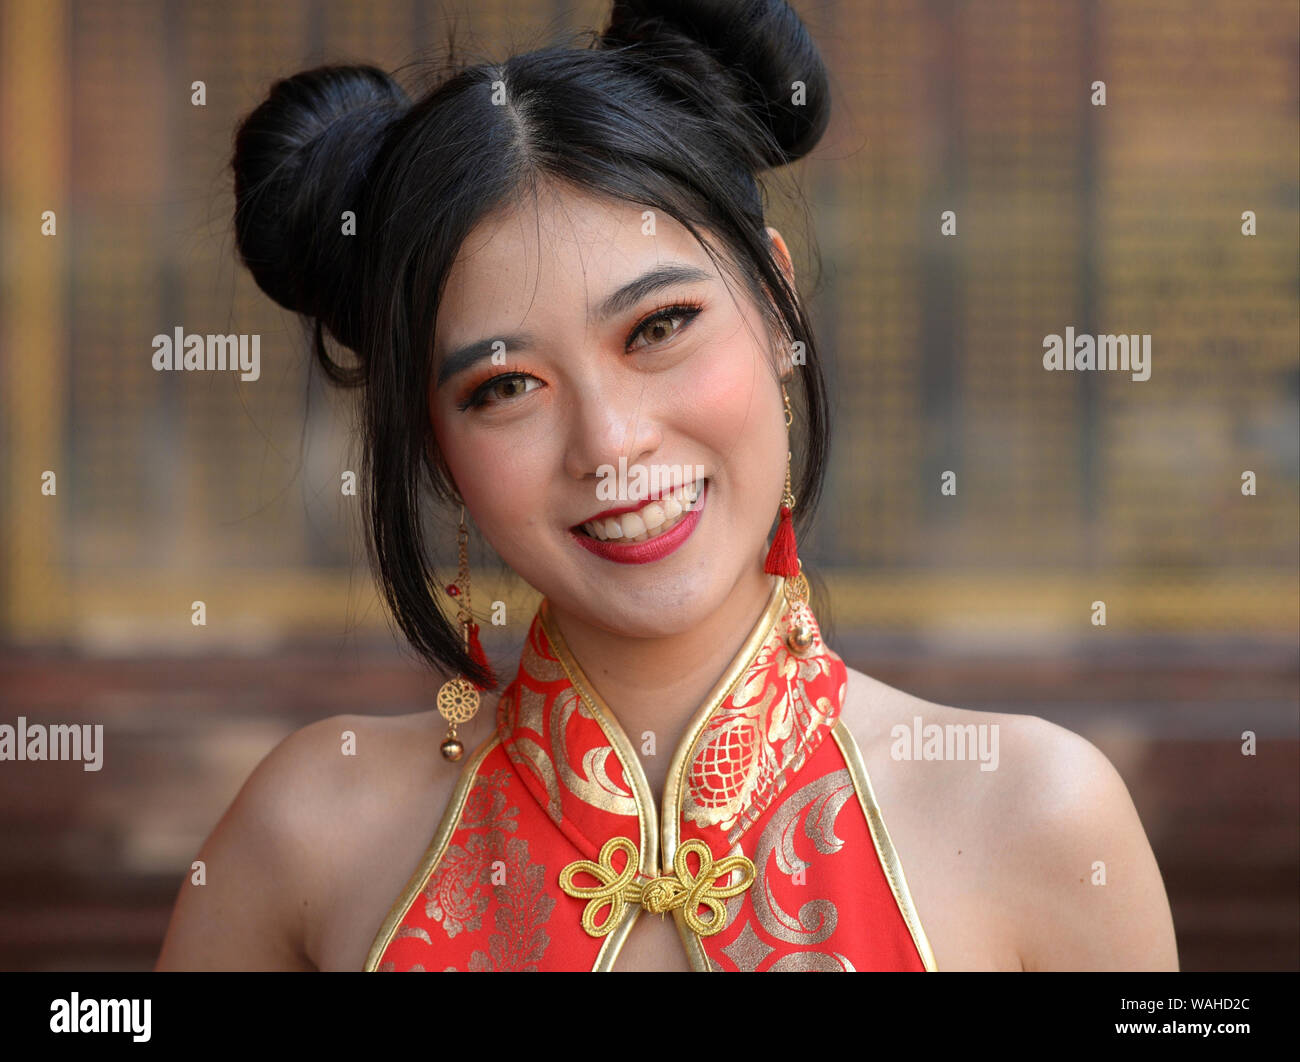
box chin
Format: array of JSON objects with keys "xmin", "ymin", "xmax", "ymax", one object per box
[{"xmin": 556, "ymin": 564, "xmax": 732, "ymax": 637}]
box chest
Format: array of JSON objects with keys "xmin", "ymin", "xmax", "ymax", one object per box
[
  {"xmin": 608, "ymin": 911, "xmax": 693, "ymax": 972},
  {"xmin": 366, "ymin": 732, "xmax": 935, "ymax": 971},
  {"xmin": 317, "ymin": 717, "xmax": 1018, "ymax": 972}
]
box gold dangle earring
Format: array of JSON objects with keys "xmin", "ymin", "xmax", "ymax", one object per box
[
  {"xmin": 763, "ymin": 382, "xmax": 813, "ymax": 649},
  {"xmin": 437, "ymin": 503, "xmax": 496, "ymax": 761}
]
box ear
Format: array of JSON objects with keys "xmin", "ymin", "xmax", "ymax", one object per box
[
  {"xmin": 765, "ymin": 226, "xmax": 797, "ymax": 380},
  {"xmin": 765, "ymin": 226, "xmax": 796, "ymax": 293}
]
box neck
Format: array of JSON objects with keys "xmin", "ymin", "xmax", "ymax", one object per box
[{"xmin": 545, "ymin": 562, "xmax": 777, "ymax": 804}]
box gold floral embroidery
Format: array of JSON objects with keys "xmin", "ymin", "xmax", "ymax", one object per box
[
  {"xmin": 719, "ymin": 921, "xmax": 775, "ymax": 971},
  {"xmin": 423, "ymin": 835, "xmax": 492, "ymax": 937},
  {"xmin": 394, "ymin": 925, "xmax": 432, "ymax": 946},
  {"xmin": 423, "ymin": 769, "xmax": 517, "ymax": 939},
  {"xmin": 464, "ymin": 836, "xmax": 556, "ymax": 971},
  {"xmin": 745, "ymin": 768, "xmax": 857, "ymax": 946},
  {"xmin": 551, "ymin": 687, "xmax": 637, "ymax": 816},
  {"xmin": 504, "ymin": 732, "xmax": 565, "ymax": 825},
  {"xmin": 507, "ymin": 635, "xmax": 637, "ymax": 821},
  {"xmin": 460, "ymin": 768, "xmax": 519, "ymax": 831},
  {"xmin": 684, "ymin": 603, "xmax": 837, "ymax": 836},
  {"xmin": 767, "ymin": 951, "xmax": 856, "ymax": 971}
]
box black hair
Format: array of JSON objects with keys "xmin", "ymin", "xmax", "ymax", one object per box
[{"xmin": 231, "ymin": 0, "xmax": 833, "ymax": 690}]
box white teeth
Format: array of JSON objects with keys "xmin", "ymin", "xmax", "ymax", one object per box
[
  {"xmin": 640, "ymin": 503, "xmax": 666, "ymax": 530},
  {"xmin": 579, "ymin": 479, "xmax": 704, "ymax": 543}
]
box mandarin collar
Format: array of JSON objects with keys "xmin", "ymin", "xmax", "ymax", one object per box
[{"xmin": 495, "ymin": 575, "xmax": 847, "ymax": 882}]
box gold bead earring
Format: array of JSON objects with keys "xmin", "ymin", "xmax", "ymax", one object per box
[{"xmin": 436, "ymin": 503, "xmax": 495, "ymax": 761}]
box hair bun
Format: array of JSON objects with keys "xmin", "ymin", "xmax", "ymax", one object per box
[
  {"xmin": 232, "ymin": 65, "xmax": 409, "ymax": 358},
  {"xmin": 599, "ymin": 0, "xmax": 830, "ymax": 168}
]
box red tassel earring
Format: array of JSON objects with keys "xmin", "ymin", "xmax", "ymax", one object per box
[
  {"xmin": 437, "ymin": 503, "xmax": 496, "ymax": 761},
  {"xmin": 466, "ymin": 621, "xmax": 493, "ymax": 687},
  {"xmin": 763, "ymin": 451, "xmax": 800, "ymax": 579},
  {"xmin": 764, "ymin": 382, "xmax": 811, "ymax": 615}
]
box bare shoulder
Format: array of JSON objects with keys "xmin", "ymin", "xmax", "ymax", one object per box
[
  {"xmin": 156, "ymin": 702, "xmax": 498, "ymax": 971},
  {"xmin": 838, "ymin": 666, "xmax": 1178, "ymax": 971}
]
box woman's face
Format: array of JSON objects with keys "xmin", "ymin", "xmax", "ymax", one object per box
[{"xmin": 429, "ymin": 180, "xmax": 793, "ymax": 639}]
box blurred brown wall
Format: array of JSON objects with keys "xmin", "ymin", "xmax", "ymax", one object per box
[{"xmin": 0, "ymin": 0, "xmax": 1296, "ymax": 970}]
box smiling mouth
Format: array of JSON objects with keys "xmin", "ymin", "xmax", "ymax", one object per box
[{"xmin": 572, "ymin": 479, "xmax": 705, "ymax": 545}]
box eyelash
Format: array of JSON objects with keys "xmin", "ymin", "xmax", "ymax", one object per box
[{"xmin": 455, "ymin": 299, "xmax": 705, "ymax": 411}]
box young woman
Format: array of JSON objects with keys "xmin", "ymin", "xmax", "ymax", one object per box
[{"xmin": 156, "ymin": 0, "xmax": 1178, "ymax": 972}]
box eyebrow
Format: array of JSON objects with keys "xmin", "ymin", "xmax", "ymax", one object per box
[{"xmin": 434, "ymin": 262, "xmax": 713, "ymax": 388}]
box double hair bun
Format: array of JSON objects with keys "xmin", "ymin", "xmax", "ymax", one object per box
[{"xmin": 231, "ymin": 0, "xmax": 829, "ymax": 364}]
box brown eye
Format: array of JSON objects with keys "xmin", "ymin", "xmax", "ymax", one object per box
[
  {"xmin": 459, "ymin": 372, "xmax": 542, "ymax": 411},
  {"xmin": 628, "ymin": 303, "xmax": 703, "ymax": 352},
  {"xmin": 486, "ymin": 375, "xmax": 540, "ymax": 403},
  {"xmin": 643, "ymin": 317, "xmax": 676, "ymax": 344}
]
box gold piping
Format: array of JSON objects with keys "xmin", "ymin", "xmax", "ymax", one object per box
[
  {"xmin": 371, "ymin": 580, "xmax": 933, "ymax": 973},
  {"xmin": 830, "ymin": 721, "xmax": 939, "ymax": 972},
  {"xmin": 664, "ymin": 574, "xmax": 787, "ymax": 971},
  {"xmin": 362, "ymin": 733, "xmax": 500, "ymax": 971},
  {"xmin": 538, "ymin": 598, "xmax": 659, "ymax": 971}
]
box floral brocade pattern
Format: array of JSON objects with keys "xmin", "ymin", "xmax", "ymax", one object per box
[
  {"xmin": 421, "ymin": 768, "xmax": 517, "ymax": 940},
  {"xmin": 370, "ymin": 578, "xmax": 931, "ymax": 972},
  {"xmin": 378, "ymin": 766, "xmax": 558, "ymax": 971},
  {"xmin": 465, "ymin": 836, "xmax": 556, "ymax": 972},
  {"xmin": 684, "ymin": 598, "xmax": 842, "ymax": 839}
]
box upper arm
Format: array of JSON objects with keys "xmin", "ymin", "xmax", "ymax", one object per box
[
  {"xmin": 996, "ymin": 716, "xmax": 1178, "ymax": 971},
  {"xmin": 154, "ymin": 716, "xmax": 355, "ymax": 971}
]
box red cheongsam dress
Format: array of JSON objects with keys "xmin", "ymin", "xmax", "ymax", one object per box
[{"xmin": 366, "ymin": 575, "xmax": 937, "ymax": 972}]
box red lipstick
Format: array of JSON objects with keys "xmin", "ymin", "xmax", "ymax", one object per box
[{"xmin": 569, "ymin": 481, "xmax": 707, "ymax": 565}]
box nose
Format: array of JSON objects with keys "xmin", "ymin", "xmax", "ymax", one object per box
[{"xmin": 562, "ymin": 375, "xmax": 664, "ymax": 486}]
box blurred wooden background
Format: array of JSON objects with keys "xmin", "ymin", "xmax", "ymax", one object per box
[{"xmin": 0, "ymin": 0, "xmax": 1296, "ymax": 970}]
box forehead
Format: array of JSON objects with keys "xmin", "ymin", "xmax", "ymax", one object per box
[{"xmin": 434, "ymin": 180, "xmax": 720, "ymax": 333}]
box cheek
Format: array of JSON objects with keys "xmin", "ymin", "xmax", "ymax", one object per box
[
  {"xmin": 676, "ymin": 334, "xmax": 782, "ymax": 469},
  {"xmin": 433, "ymin": 416, "xmax": 549, "ymax": 539},
  {"xmin": 434, "ymin": 413, "xmax": 525, "ymax": 514}
]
